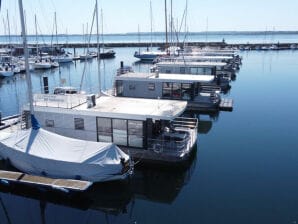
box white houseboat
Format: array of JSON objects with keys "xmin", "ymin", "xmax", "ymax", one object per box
[
  {"xmin": 114, "ymin": 71, "xmax": 222, "ymax": 112},
  {"xmin": 151, "ymin": 61, "xmax": 232, "ymax": 91},
  {"xmin": 23, "ymin": 94, "xmax": 198, "ymax": 166}
]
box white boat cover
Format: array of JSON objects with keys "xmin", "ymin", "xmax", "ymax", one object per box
[{"xmin": 0, "ymin": 128, "xmax": 129, "ymax": 182}]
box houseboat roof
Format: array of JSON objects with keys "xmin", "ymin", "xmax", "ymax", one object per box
[
  {"xmin": 156, "ymin": 61, "xmax": 227, "ymax": 67},
  {"xmin": 163, "ymin": 55, "xmax": 234, "ymax": 61},
  {"xmin": 115, "ymin": 72, "xmax": 215, "ymax": 83},
  {"xmin": 32, "ymin": 94, "xmax": 187, "ymax": 121}
]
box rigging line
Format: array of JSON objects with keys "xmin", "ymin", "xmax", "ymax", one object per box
[
  {"xmin": 37, "ymin": 0, "xmax": 52, "ymax": 34},
  {"xmin": 37, "ymin": 22, "xmax": 46, "ymax": 45},
  {"xmin": 79, "ymin": 4, "xmax": 96, "ymax": 92}
]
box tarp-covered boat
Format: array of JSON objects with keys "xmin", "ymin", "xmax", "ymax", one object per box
[{"xmin": 0, "ymin": 127, "xmax": 131, "ymax": 182}]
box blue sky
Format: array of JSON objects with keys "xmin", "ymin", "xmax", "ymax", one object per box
[{"xmin": 1, "ymin": 0, "xmax": 298, "ymax": 35}]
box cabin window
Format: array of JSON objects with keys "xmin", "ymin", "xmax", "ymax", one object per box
[
  {"xmin": 180, "ymin": 67, "xmax": 185, "ymax": 74},
  {"xmin": 190, "ymin": 67, "xmax": 198, "ymax": 74},
  {"xmin": 172, "ymin": 83, "xmax": 181, "ymax": 99},
  {"xmin": 97, "ymin": 117, "xmax": 112, "ymax": 142},
  {"xmin": 45, "ymin": 119, "xmax": 54, "ymax": 127},
  {"xmin": 148, "ymin": 83, "xmax": 155, "ymax": 91},
  {"xmin": 74, "ymin": 118, "xmax": 84, "ymax": 130},
  {"xmin": 162, "ymin": 82, "xmax": 172, "ymax": 98},
  {"xmin": 116, "ymin": 80, "xmax": 123, "ymax": 96},
  {"xmin": 128, "ymin": 120, "xmax": 143, "ymax": 147},
  {"xmin": 112, "ymin": 119, "xmax": 128, "ymax": 146},
  {"xmin": 97, "ymin": 117, "xmax": 143, "ymax": 148},
  {"xmin": 182, "ymin": 83, "xmax": 192, "ymax": 100},
  {"xmin": 165, "ymin": 69, "xmax": 171, "ymax": 74}
]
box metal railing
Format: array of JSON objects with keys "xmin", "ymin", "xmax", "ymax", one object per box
[
  {"xmin": 147, "ymin": 117, "xmax": 198, "ymax": 155},
  {"xmin": 33, "ymin": 93, "xmax": 88, "ymax": 109}
]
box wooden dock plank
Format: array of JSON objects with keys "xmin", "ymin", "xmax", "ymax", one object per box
[
  {"xmin": 0, "ymin": 170, "xmax": 92, "ymax": 192},
  {"xmin": 219, "ymin": 98, "xmax": 233, "ymax": 111},
  {"xmin": 0, "ymin": 170, "xmax": 23, "ymax": 181}
]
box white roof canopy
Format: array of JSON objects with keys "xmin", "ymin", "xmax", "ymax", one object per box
[
  {"xmin": 32, "ymin": 95, "xmax": 187, "ymax": 121},
  {"xmin": 115, "ymin": 72, "xmax": 214, "ymax": 83}
]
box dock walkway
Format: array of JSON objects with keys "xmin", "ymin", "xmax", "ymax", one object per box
[
  {"xmin": 0, "ymin": 170, "xmax": 92, "ymax": 192},
  {"xmin": 219, "ymin": 98, "xmax": 233, "ymax": 111}
]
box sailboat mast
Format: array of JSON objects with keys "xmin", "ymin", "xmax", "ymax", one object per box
[
  {"xmin": 95, "ymin": 0, "xmax": 101, "ymax": 94},
  {"xmin": 55, "ymin": 12, "xmax": 58, "ymax": 46},
  {"xmin": 150, "ymin": 0, "xmax": 152, "ymax": 50},
  {"xmin": 18, "ymin": 0, "xmax": 34, "ymax": 114},
  {"xmin": 100, "ymin": 8, "xmax": 104, "ymax": 53},
  {"xmin": 35, "ymin": 14, "xmax": 38, "ymax": 57},
  {"xmin": 170, "ymin": 0, "xmax": 173, "ymax": 47},
  {"xmin": 6, "ymin": 10, "xmax": 11, "ymax": 52},
  {"xmin": 164, "ymin": 0, "xmax": 168, "ymax": 50}
]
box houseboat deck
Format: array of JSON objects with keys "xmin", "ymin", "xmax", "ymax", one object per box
[
  {"xmin": 156, "ymin": 61, "xmax": 227, "ymax": 67},
  {"xmin": 32, "ymin": 95, "xmax": 187, "ymax": 120},
  {"xmin": 116, "ymin": 72, "xmax": 215, "ymax": 83}
]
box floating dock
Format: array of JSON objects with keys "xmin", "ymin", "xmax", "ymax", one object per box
[
  {"xmin": 0, "ymin": 170, "xmax": 92, "ymax": 192},
  {"xmin": 219, "ymin": 98, "xmax": 233, "ymax": 111}
]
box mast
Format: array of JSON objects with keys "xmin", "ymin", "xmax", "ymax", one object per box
[
  {"xmin": 6, "ymin": 10, "xmax": 11, "ymax": 53},
  {"xmin": 35, "ymin": 14, "xmax": 38, "ymax": 57},
  {"xmin": 164, "ymin": 0, "xmax": 168, "ymax": 50},
  {"xmin": 150, "ymin": 0, "xmax": 153, "ymax": 50},
  {"xmin": 95, "ymin": 0, "xmax": 101, "ymax": 94},
  {"xmin": 100, "ymin": 8, "xmax": 104, "ymax": 54},
  {"xmin": 18, "ymin": 0, "xmax": 34, "ymax": 115},
  {"xmin": 55, "ymin": 12, "xmax": 58, "ymax": 47},
  {"xmin": 170, "ymin": 0, "xmax": 173, "ymax": 47},
  {"xmin": 138, "ymin": 24, "xmax": 140, "ymax": 54}
]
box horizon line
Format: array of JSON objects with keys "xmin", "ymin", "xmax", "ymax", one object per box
[{"xmin": 1, "ymin": 30, "xmax": 298, "ymax": 37}]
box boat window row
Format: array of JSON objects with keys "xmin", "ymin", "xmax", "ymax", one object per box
[
  {"xmin": 97, "ymin": 117, "xmax": 144, "ymax": 148},
  {"xmin": 162, "ymin": 82, "xmax": 193, "ymax": 100}
]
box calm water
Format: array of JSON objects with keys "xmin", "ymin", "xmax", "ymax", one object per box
[
  {"xmin": 0, "ymin": 48, "xmax": 298, "ymax": 223},
  {"xmin": 1, "ymin": 32, "xmax": 298, "ymax": 45}
]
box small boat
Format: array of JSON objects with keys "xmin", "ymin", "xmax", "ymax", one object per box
[
  {"xmin": 0, "ymin": 64, "xmax": 14, "ymax": 77},
  {"xmin": 0, "ymin": 123, "xmax": 132, "ymax": 182},
  {"xmin": 134, "ymin": 50, "xmax": 167, "ymax": 61},
  {"xmin": 50, "ymin": 61, "xmax": 59, "ymax": 68},
  {"xmin": 79, "ymin": 54, "xmax": 93, "ymax": 60},
  {"xmin": 31, "ymin": 59, "xmax": 52, "ymax": 70},
  {"xmin": 52, "ymin": 54, "xmax": 73, "ymax": 63},
  {"xmin": 99, "ymin": 50, "xmax": 115, "ymax": 59}
]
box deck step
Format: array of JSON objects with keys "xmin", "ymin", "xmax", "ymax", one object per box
[
  {"xmin": 219, "ymin": 98, "xmax": 233, "ymax": 111},
  {"xmin": 0, "ymin": 170, "xmax": 92, "ymax": 192}
]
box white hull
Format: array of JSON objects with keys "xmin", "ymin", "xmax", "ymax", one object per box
[
  {"xmin": 79, "ymin": 54, "xmax": 93, "ymax": 60},
  {"xmin": 32, "ymin": 62, "xmax": 52, "ymax": 69},
  {"xmin": 0, "ymin": 128, "xmax": 131, "ymax": 182},
  {"xmin": 53, "ymin": 57, "xmax": 73, "ymax": 63},
  {"xmin": 0, "ymin": 70, "xmax": 14, "ymax": 77}
]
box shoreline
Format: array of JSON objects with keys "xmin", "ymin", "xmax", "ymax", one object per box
[{"xmin": 0, "ymin": 42, "xmax": 297, "ymax": 49}]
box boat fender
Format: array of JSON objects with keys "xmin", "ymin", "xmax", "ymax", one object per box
[
  {"xmin": 0, "ymin": 179, "xmax": 10, "ymax": 186},
  {"xmin": 52, "ymin": 185, "xmax": 69, "ymax": 193}
]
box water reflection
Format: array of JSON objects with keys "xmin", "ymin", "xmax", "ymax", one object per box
[{"xmin": 0, "ymin": 155, "xmax": 196, "ymax": 224}]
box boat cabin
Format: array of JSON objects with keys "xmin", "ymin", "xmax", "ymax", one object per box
[
  {"xmin": 154, "ymin": 61, "xmax": 234, "ymax": 77},
  {"xmin": 25, "ymin": 94, "xmax": 198, "ymax": 165},
  {"xmin": 152, "ymin": 61, "xmax": 231, "ymax": 91},
  {"xmin": 114, "ymin": 72, "xmax": 221, "ymax": 111}
]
